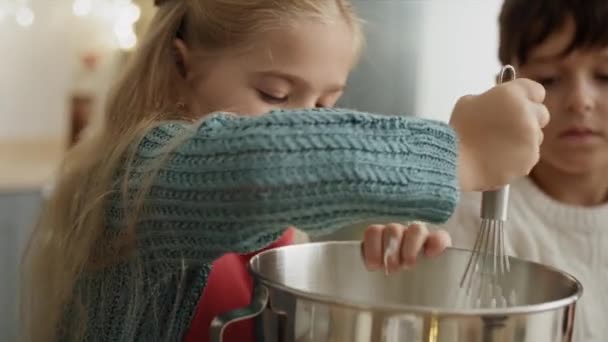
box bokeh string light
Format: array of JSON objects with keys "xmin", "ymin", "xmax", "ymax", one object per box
[
  {"xmin": 72, "ymin": 0, "xmax": 141, "ymax": 50},
  {"xmin": 0, "ymin": 0, "xmax": 141, "ymax": 50},
  {"xmin": 0, "ymin": 0, "xmax": 35, "ymax": 27}
]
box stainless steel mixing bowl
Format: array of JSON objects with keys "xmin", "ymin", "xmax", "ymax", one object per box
[{"xmin": 211, "ymin": 241, "xmax": 582, "ymax": 342}]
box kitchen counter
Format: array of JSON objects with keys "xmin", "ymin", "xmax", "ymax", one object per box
[{"xmin": 0, "ymin": 138, "xmax": 65, "ymax": 191}]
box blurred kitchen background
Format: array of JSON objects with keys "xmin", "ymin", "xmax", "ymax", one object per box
[{"xmin": 0, "ymin": 0, "xmax": 502, "ymax": 340}]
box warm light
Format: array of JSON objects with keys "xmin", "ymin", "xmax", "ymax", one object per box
[
  {"xmin": 114, "ymin": 20, "xmax": 137, "ymax": 49},
  {"xmin": 99, "ymin": 3, "xmax": 114, "ymax": 20},
  {"xmin": 15, "ymin": 7, "xmax": 34, "ymax": 27},
  {"xmin": 73, "ymin": 0, "xmax": 92, "ymax": 17},
  {"xmin": 117, "ymin": 30, "xmax": 137, "ymax": 49},
  {"xmin": 68, "ymin": 0, "xmax": 141, "ymax": 50},
  {"xmin": 113, "ymin": 21, "xmax": 132, "ymax": 38},
  {"xmin": 122, "ymin": 3, "xmax": 141, "ymax": 23},
  {"xmin": 113, "ymin": 1, "xmax": 141, "ymax": 50}
]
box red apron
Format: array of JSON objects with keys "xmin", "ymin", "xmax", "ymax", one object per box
[{"xmin": 184, "ymin": 228, "xmax": 295, "ymax": 342}]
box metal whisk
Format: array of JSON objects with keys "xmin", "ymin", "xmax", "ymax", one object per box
[{"xmin": 459, "ymin": 65, "xmax": 516, "ymax": 309}]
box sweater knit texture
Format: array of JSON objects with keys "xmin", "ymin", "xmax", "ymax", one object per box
[
  {"xmin": 441, "ymin": 176, "xmax": 608, "ymax": 342},
  {"xmin": 76, "ymin": 108, "xmax": 460, "ymax": 341}
]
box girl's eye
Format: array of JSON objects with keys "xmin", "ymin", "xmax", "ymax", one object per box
[{"xmin": 258, "ymin": 90, "xmax": 288, "ymax": 104}]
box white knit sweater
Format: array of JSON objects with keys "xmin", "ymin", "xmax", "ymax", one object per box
[{"xmin": 441, "ymin": 176, "xmax": 608, "ymax": 341}]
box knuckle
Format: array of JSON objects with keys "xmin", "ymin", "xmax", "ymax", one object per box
[
  {"xmin": 385, "ymin": 223, "xmax": 404, "ymax": 236},
  {"xmin": 364, "ymin": 225, "xmax": 384, "ymax": 238},
  {"xmin": 407, "ymin": 222, "xmax": 427, "ymax": 235},
  {"xmin": 541, "ymin": 106, "xmax": 551, "ymax": 125},
  {"xmin": 518, "ymin": 78, "xmax": 534, "ymax": 88},
  {"xmin": 368, "ymin": 224, "xmax": 384, "ymax": 231},
  {"xmin": 503, "ymin": 81, "xmax": 521, "ymax": 94},
  {"xmin": 436, "ymin": 230, "xmax": 452, "ymax": 246},
  {"xmin": 532, "ymin": 81, "xmax": 546, "ymax": 98},
  {"xmin": 459, "ymin": 94, "xmax": 475, "ymax": 103}
]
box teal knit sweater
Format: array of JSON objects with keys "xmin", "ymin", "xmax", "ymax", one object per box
[{"xmin": 78, "ymin": 108, "xmax": 459, "ymax": 341}]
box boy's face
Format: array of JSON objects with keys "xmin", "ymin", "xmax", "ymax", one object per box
[{"xmin": 516, "ymin": 18, "xmax": 608, "ymax": 176}]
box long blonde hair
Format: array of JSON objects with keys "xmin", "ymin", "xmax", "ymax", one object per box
[{"xmin": 21, "ymin": 1, "xmax": 362, "ymax": 341}]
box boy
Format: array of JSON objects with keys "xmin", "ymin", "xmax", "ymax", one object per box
[{"xmin": 443, "ymin": 1, "xmax": 608, "ymax": 340}]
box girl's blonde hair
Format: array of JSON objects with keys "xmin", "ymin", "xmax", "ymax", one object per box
[{"xmin": 21, "ymin": 1, "xmax": 363, "ymax": 341}]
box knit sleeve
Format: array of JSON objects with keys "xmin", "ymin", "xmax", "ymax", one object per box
[
  {"xmin": 112, "ymin": 108, "xmax": 460, "ymax": 267},
  {"xmin": 430, "ymin": 191, "xmax": 482, "ymax": 249}
]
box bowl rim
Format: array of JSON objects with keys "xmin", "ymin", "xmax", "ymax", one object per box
[{"xmin": 249, "ymin": 241, "xmax": 583, "ymax": 317}]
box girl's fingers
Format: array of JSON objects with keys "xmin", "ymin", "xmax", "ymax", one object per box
[
  {"xmin": 423, "ymin": 229, "xmax": 452, "ymax": 257},
  {"xmin": 400, "ymin": 222, "xmax": 429, "ymax": 268},
  {"xmin": 382, "ymin": 223, "xmax": 406, "ymax": 273},
  {"xmin": 362, "ymin": 224, "xmax": 384, "ymax": 268},
  {"xmin": 363, "ymin": 222, "xmax": 452, "ymax": 273}
]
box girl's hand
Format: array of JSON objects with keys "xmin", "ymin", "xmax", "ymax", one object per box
[
  {"xmin": 451, "ymin": 78, "xmax": 550, "ymax": 191},
  {"xmin": 361, "ymin": 222, "xmax": 451, "ymax": 274}
]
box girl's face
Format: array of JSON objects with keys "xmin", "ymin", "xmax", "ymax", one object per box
[
  {"xmin": 517, "ymin": 18, "xmax": 608, "ymax": 177},
  {"xmin": 179, "ymin": 17, "xmax": 358, "ymax": 116}
]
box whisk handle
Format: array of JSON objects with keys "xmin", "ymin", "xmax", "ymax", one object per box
[
  {"xmin": 481, "ymin": 185, "xmax": 510, "ymax": 221},
  {"xmin": 480, "ymin": 65, "xmax": 516, "ymax": 222}
]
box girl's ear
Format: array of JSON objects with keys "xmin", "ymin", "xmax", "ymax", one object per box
[{"xmin": 174, "ymin": 38, "xmax": 191, "ymax": 78}]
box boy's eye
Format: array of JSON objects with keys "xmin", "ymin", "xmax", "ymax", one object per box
[
  {"xmin": 535, "ymin": 76, "xmax": 557, "ymax": 87},
  {"xmin": 257, "ymin": 90, "xmax": 288, "ymax": 104},
  {"xmin": 595, "ymin": 73, "xmax": 608, "ymax": 82}
]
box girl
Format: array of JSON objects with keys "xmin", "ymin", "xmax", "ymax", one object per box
[
  {"xmin": 21, "ymin": 0, "xmax": 548, "ymax": 341},
  {"xmin": 443, "ymin": 0, "xmax": 608, "ymax": 340}
]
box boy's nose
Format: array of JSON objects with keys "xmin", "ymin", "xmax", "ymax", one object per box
[{"xmin": 565, "ymin": 80, "xmax": 595, "ymax": 116}]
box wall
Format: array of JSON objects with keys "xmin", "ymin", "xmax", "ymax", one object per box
[
  {"xmin": 0, "ymin": 0, "xmax": 124, "ymax": 141},
  {"xmin": 0, "ymin": 1, "xmax": 71, "ymax": 140},
  {"xmin": 338, "ymin": 0, "xmax": 427, "ymax": 115},
  {"xmin": 338, "ymin": 0, "xmax": 503, "ymax": 122},
  {"xmin": 415, "ymin": 0, "xmax": 504, "ymax": 122}
]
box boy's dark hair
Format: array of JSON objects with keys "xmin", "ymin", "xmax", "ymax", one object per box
[{"xmin": 498, "ymin": 0, "xmax": 608, "ymax": 65}]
